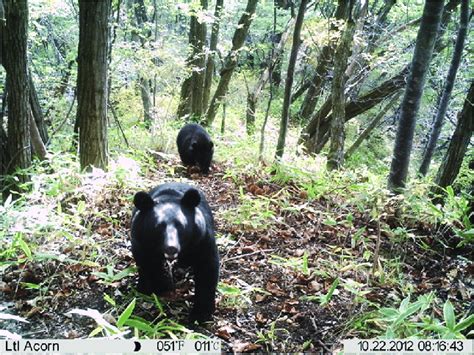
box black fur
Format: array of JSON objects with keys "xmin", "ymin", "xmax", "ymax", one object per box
[
  {"xmin": 177, "ymin": 123, "xmax": 214, "ymax": 174},
  {"xmin": 131, "ymin": 182, "xmax": 219, "ymax": 322}
]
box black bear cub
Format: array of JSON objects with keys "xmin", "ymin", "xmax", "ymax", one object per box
[
  {"xmin": 177, "ymin": 123, "xmax": 214, "ymax": 174},
  {"xmin": 131, "ymin": 182, "xmax": 219, "ymax": 322}
]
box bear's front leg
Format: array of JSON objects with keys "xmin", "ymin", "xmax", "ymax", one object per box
[
  {"xmin": 190, "ymin": 252, "xmax": 219, "ymax": 323},
  {"xmin": 137, "ymin": 260, "xmax": 173, "ymax": 295}
]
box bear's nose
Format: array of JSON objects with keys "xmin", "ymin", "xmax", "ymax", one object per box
[{"xmin": 164, "ymin": 246, "xmax": 178, "ymax": 260}]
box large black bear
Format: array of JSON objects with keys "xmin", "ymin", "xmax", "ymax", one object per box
[
  {"xmin": 177, "ymin": 123, "xmax": 214, "ymax": 174},
  {"xmin": 131, "ymin": 182, "xmax": 219, "ymax": 322}
]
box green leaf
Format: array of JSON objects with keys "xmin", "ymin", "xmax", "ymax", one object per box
[
  {"xmin": 103, "ymin": 294, "xmax": 116, "ymax": 307},
  {"xmin": 124, "ymin": 319, "xmax": 154, "ymax": 333},
  {"xmin": 117, "ymin": 298, "xmax": 136, "ymax": 328},
  {"xmin": 112, "ymin": 267, "xmax": 136, "ymax": 281},
  {"xmin": 443, "ymin": 300, "xmax": 455, "ymax": 330},
  {"xmin": 393, "ymin": 301, "xmax": 422, "ymax": 326},
  {"xmin": 453, "ymin": 314, "xmax": 474, "ymax": 332},
  {"xmin": 153, "ymin": 294, "xmax": 164, "ymax": 315},
  {"xmin": 379, "ymin": 308, "xmax": 399, "ymax": 319},
  {"xmin": 89, "ymin": 326, "xmax": 103, "ymax": 337},
  {"xmin": 320, "ymin": 278, "xmax": 339, "ymax": 306},
  {"xmin": 17, "ymin": 237, "xmax": 32, "ymax": 259}
]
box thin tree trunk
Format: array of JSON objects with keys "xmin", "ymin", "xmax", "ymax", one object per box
[
  {"xmin": 202, "ymin": 0, "xmax": 223, "ymax": 112},
  {"xmin": 190, "ymin": 0, "xmax": 208, "ymax": 119},
  {"xmin": 434, "ymin": 81, "xmax": 473, "ymax": 191},
  {"xmin": 259, "ymin": 3, "xmax": 278, "ymax": 161},
  {"xmin": 77, "ymin": 0, "xmax": 110, "ymax": 171},
  {"xmin": 177, "ymin": 9, "xmax": 197, "ymax": 119},
  {"xmin": 130, "ymin": 0, "xmax": 153, "ymax": 127},
  {"xmin": 301, "ymin": 0, "xmax": 461, "ymax": 153},
  {"xmin": 345, "ymin": 92, "xmax": 401, "ymax": 159},
  {"xmin": 388, "ymin": 1, "xmax": 444, "ymax": 192},
  {"xmin": 205, "ymin": 0, "xmax": 259, "ymax": 126},
  {"xmin": 275, "ymin": 0, "xmax": 308, "ymax": 160},
  {"xmin": 3, "ymin": 0, "xmax": 31, "ymax": 190},
  {"xmin": 327, "ymin": 9, "xmax": 357, "ymax": 171},
  {"xmin": 29, "ymin": 109, "xmax": 47, "ymax": 160},
  {"xmin": 246, "ymin": 17, "xmax": 293, "ymax": 135},
  {"xmin": 419, "ymin": 0, "xmax": 469, "ymax": 176},
  {"xmin": 28, "ymin": 71, "xmax": 48, "ymax": 144},
  {"xmin": 296, "ymin": 0, "xmax": 351, "ymax": 122}
]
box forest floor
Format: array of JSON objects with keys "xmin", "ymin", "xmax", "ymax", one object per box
[{"xmin": 1, "ymin": 153, "xmax": 472, "ymax": 352}]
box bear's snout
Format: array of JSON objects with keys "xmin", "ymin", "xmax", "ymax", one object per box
[
  {"xmin": 164, "ymin": 245, "xmax": 179, "ymax": 260},
  {"xmin": 164, "ymin": 224, "xmax": 180, "ymax": 260}
]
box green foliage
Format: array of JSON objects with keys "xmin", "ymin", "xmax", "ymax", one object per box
[
  {"xmin": 92, "ymin": 266, "xmax": 136, "ymax": 285},
  {"xmin": 221, "ymin": 187, "xmax": 275, "ymax": 230},
  {"xmin": 354, "ymin": 293, "xmax": 473, "ymax": 339},
  {"xmin": 301, "ymin": 278, "xmax": 340, "ymax": 306},
  {"xmin": 269, "ymin": 252, "xmax": 310, "ymax": 276}
]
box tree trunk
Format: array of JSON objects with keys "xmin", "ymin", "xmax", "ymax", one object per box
[
  {"xmin": 29, "ymin": 109, "xmax": 47, "ymax": 160},
  {"xmin": 138, "ymin": 77, "xmax": 152, "ymax": 127},
  {"xmin": 275, "ymin": 0, "xmax": 308, "ymax": 160},
  {"xmin": 28, "ymin": 71, "xmax": 48, "ymax": 144},
  {"xmin": 76, "ymin": 0, "xmax": 110, "ymax": 171},
  {"xmin": 419, "ymin": 0, "xmax": 469, "ymax": 176},
  {"xmin": 301, "ymin": 0, "xmax": 461, "ymax": 153},
  {"xmin": 190, "ymin": 0, "xmax": 208, "ymax": 119},
  {"xmin": 202, "ymin": 0, "xmax": 223, "ymax": 112},
  {"xmin": 3, "ymin": 0, "xmax": 31, "ymax": 190},
  {"xmin": 434, "ymin": 81, "xmax": 473, "ymax": 190},
  {"xmin": 177, "ymin": 0, "xmax": 208, "ymax": 120},
  {"xmin": 388, "ymin": 1, "xmax": 444, "ymax": 192},
  {"xmin": 296, "ymin": 0, "xmax": 351, "ymax": 122},
  {"xmin": 177, "ymin": 8, "xmax": 197, "ymax": 119},
  {"xmin": 205, "ymin": 0, "xmax": 259, "ymax": 126},
  {"xmin": 303, "ymin": 66, "xmax": 410, "ymax": 152},
  {"xmin": 130, "ymin": 0, "xmax": 153, "ymax": 127},
  {"xmin": 246, "ymin": 17, "xmax": 294, "ymax": 135},
  {"xmin": 345, "ymin": 92, "xmax": 401, "ymax": 159},
  {"xmin": 327, "ymin": 11, "xmax": 357, "ymax": 171}
]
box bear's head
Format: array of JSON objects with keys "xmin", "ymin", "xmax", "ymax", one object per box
[
  {"xmin": 132, "ymin": 188, "xmax": 206, "ymax": 261},
  {"xmin": 190, "ymin": 139, "xmax": 214, "ymax": 173}
]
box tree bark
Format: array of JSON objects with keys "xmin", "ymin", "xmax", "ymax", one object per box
[
  {"xmin": 205, "ymin": 0, "xmax": 259, "ymax": 126},
  {"xmin": 296, "ymin": 0, "xmax": 351, "ymax": 122},
  {"xmin": 246, "ymin": 17, "xmax": 294, "ymax": 135},
  {"xmin": 327, "ymin": 11, "xmax": 357, "ymax": 171},
  {"xmin": 345, "ymin": 92, "xmax": 401, "ymax": 159},
  {"xmin": 301, "ymin": 0, "xmax": 461, "ymax": 153},
  {"xmin": 3, "ymin": 0, "xmax": 31, "ymax": 190},
  {"xmin": 130, "ymin": 0, "xmax": 153, "ymax": 127},
  {"xmin": 202, "ymin": 0, "xmax": 223, "ymax": 112},
  {"xmin": 418, "ymin": 0, "xmax": 469, "ymax": 176},
  {"xmin": 275, "ymin": 0, "xmax": 308, "ymax": 160},
  {"xmin": 388, "ymin": 1, "xmax": 444, "ymax": 192},
  {"xmin": 28, "ymin": 71, "xmax": 48, "ymax": 144},
  {"xmin": 177, "ymin": 0, "xmax": 208, "ymax": 120},
  {"xmin": 190, "ymin": 0, "xmax": 208, "ymax": 119},
  {"xmin": 303, "ymin": 66, "xmax": 410, "ymax": 152},
  {"xmin": 76, "ymin": 0, "xmax": 111, "ymax": 171},
  {"xmin": 29, "ymin": 109, "xmax": 47, "ymax": 160},
  {"xmin": 434, "ymin": 81, "xmax": 473, "ymax": 190}
]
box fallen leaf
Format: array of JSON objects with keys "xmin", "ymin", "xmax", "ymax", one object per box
[
  {"xmin": 266, "ymin": 282, "xmax": 286, "ymax": 296},
  {"xmin": 255, "ymin": 312, "xmax": 267, "ymax": 325},
  {"xmin": 232, "ymin": 340, "xmax": 261, "ymax": 352}
]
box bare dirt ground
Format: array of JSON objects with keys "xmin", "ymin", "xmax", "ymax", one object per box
[{"xmin": 1, "ymin": 155, "xmax": 472, "ymax": 352}]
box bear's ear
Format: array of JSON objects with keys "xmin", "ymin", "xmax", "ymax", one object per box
[
  {"xmin": 134, "ymin": 191, "xmax": 154, "ymax": 211},
  {"xmin": 181, "ymin": 188, "xmax": 201, "ymax": 208}
]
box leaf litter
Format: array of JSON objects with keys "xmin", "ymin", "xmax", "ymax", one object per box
[{"xmin": 0, "ymin": 154, "xmax": 472, "ymax": 351}]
